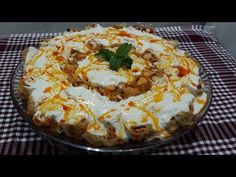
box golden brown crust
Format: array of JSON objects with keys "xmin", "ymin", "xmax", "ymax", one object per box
[
  {"xmin": 142, "ymin": 50, "xmax": 159, "ymax": 62},
  {"xmin": 85, "ymin": 23, "xmax": 98, "ymax": 30},
  {"xmin": 81, "ymin": 123, "xmax": 126, "ymax": 146},
  {"xmin": 81, "ymin": 132, "xmax": 105, "ymax": 146},
  {"xmin": 111, "ymin": 24, "xmax": 124, "ymax": 29},
  {"xmin": 66, "ymin": 28, "xmax": 80, "ymax": 32},
  {"xmin": 164, "ymin": 118, "xmax": 179, "ymax": 134},
  {"xmin": 103, "ymin": 126, "xmax": 126, "ymax": 146},
  {"xmin": 70, "ymin": 49, "xmax": 88, "ymax": 61},
  {"xmin": 18, "ymin": 76, "xmax": 29, "ymax": 100},
  {"xmin": 163, "ymin": 105, "xmax": 196, "ymax": 134},
  {"xmin": 175, "ymin": 104, "xmax": 196, "ymax": 127},
  {"xmin": 27, "ymin": 95, "xmax": 35, "ymax": 116},
  {"xmin": 63, "ymin": 118, "xmax": 89, "ymax": 139},
  {"xmin": 21, "ymin": 47, "xmax": 30, "ymax": 60},
  {"xmin": 132, "ymin": 25, "xmax": 157, "ymax": 35},
  {"xmin": 125, "ymin": 124, "xmax": 155, "ymax": 141}
]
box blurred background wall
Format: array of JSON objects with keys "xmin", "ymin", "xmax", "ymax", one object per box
[
  {"xmin": 0, "ymin": 22, "xmax": 235, "ymax": 59},
  {"xmin": 0, "ymin": 22, "xmax": 205, "ymax": 34},
  {"xmin": 206, "ymin": 22, "xmax": 236, "ymax": 58}
]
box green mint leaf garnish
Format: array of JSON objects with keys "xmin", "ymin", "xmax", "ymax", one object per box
[
  {"xmin": 115, "ymin": 43, "xmax": 132, "ymax": 58},
  {"xmin": 95, "ymin": 49, "xmax": 115, "ymax": 62},
  {"xmin": 95, "ymin": 43, "xmax": 133, "ymax": 71},
  {"xmin": 110, "ymin": 56, "xmax": 122, "ymax": 71},
  {"xmin": 121, "ymin": 56, "xmax": 133, "ymax": 69}
]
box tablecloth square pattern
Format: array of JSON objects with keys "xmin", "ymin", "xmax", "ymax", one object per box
[{"xmin": 0, "ymin": 26, "xmax": 235, "ymax": 155}]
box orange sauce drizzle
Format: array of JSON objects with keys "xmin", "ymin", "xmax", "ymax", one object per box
[
  {"xmin": 98, "ymin": 109, "xmax": 116, "ymax": 121},
  {"xmin": 153, "ymin": 93, "xmax": 164, "ymax": 103},
  {"xmin": 196, "ymin": 98, "xmax": 205, "ymax": 105},
  {"xmin": 43, "ymin": 87, "xmax": 51, "ymax": 93},
  {"xmin": 87, "ymin": 122, "xmax": 100, "ymax": 131},
  {"xmin": 177, "ymin": 66, "xmax": 190, "ymax": 77}
]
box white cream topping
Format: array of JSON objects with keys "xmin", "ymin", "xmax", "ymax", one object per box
[
  {"xmin": 25, "ymin": 47, "xmax": 38, "ymax": 64},
  {"xmin": 47, "ymin": 36, "xmax": 63, "ymax": 47},
  {"xmin": 87, "ymin": 122, "xmax": 108, "ymax": 136},
  {"xmin": 44, "ymin": 110, "xmax": 64, "ymax": 122},
  {"xmin": 188, "ymin": 74, "xmax": 200, "ymax": 85},
  {"xmin": 122, "ymin": 107, "xmax": 149, "ymax": 125},
  {"xmin": 139, "ymin": 40, "xmax": 165, "ymax": 53},
  {"xmin": 65, "ymin": 41, "xmax": 84, "ymax": 50},
  {"xmin": 120, "ymin": 37, "xmax": 137, "ymax": 46},
  {"xmin": 34, "ymin": 53, "xmax": 48, "ymax": 68},
  {"xmin": 77, "ymin": 57, "xmax": 90, "ymax": 67},
  {"xmin": 171, "ymin": 58, "xmax": 181, "ymax": 67},
  {"xmin": 87, "ymin": 70, "xmax": 127, "ymax": 86},
  {"xmin": 111, "ymin": 39, "xmax": 119, "ymax": 45},
  {"xmin": 68, "ymin": 87, "xmax": 195, "ymax": 130},
  {"xmin": 186, "ymin": 74, "xmax": 201, "ymax": 94},
  {"xmin": 63, "ymin": 31, "xmax": 81, "ymax": 38},
  {"xmin": 131, "ymin": 61, "xmax": 144, "ymax": 76},
  {"xmin": 63, "ymin": 99, "xmax": 91, "ymax": 124},
  {"xmin": 29, "ymin": 78, "xmax": 52, "ymax": 105},
  {"xmin": 91, "ymin": 38, "xmax": 109, "ymax": 46},
  {"xmin": 193, "ymin": 92, "xmax": 207, "ymax": 114},
  {"xmin": 79, "ymin": 24, "xmax": 106, "ymax": 35},
  {"xmin": 155, "ymin": 93, "xmax": 194, "ymax": 128},
  {"xmin": 122, "ymin": 26, "xmax": 144, "ymax": 36},
  {"xmin": 122, "ymin": 26, "xmax": 159, "ymax": 38},
  {"xmin": 176, "ymin": 49, "xmax": 186, "ymax": 56},
  {"xmin": 173, "ymin": 73, "xmax": 201, "ymax": 89},
  {"xmin": 64, "ymin": 87, "xmax": 112, "ymax": 117}
]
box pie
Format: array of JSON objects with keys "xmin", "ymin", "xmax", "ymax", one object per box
[{"xmin": 19, "ymin": 24, "xmax": 207, "ymax": 146}]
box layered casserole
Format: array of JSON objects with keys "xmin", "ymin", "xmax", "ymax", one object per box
[{"xmin": 19, "ymin": 24, "xmax": 207, "ymax": 146}]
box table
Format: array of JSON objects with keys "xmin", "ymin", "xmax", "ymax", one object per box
[{"xmin": 0, "ymin": 25, "xmax": 235, "ymax": 155}]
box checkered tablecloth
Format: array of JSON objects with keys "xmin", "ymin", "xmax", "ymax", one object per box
[{"xmin": 0, "ymin": 25, "xmax": 235, "ymax": 155}]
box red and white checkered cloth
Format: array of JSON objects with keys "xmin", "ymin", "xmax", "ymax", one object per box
[{"xmin": 0, "ymin": 25, "xmax": 235, "ymax": 155}]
